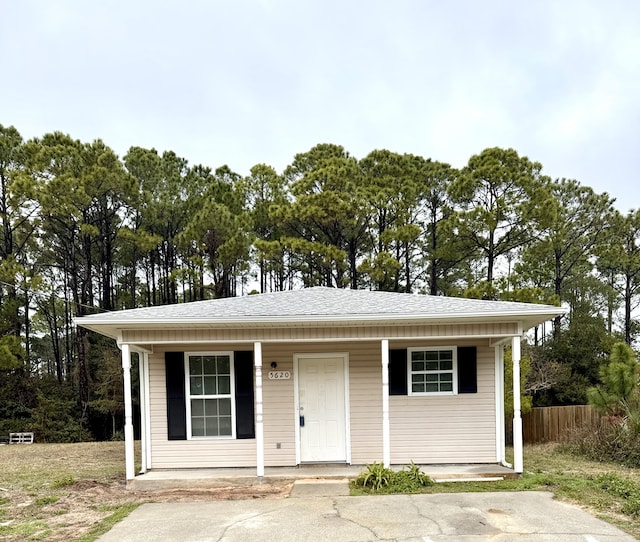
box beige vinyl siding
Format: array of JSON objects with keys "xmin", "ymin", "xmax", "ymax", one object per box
[
  {"xmin": 348, "ymin": 343, "xmax": 383, "ymax": 464},
  {"xmin": 148, "ymin": 341, "xmax": 384, "ymax": 468},
  {"xmin": 389, "ymin": 344, "xmax": 496, "ymax": 464},
  {"xmin": 148, "ymin": 344, "xmax": 256, "ymax": 469},
  {"xmin": 260, "ymin": 342, "xmax": 383, "ymax": 466},
  {"xmin": 260, "ymin": 345, "xmax": 296, "ymax": 466},
  {"xmin": 146, "ymin": 340, "xmax": 497, "ymax": 469},
  {"xmin": 122, "ymin": 321, "xmax": 518, "ymax": 344}
]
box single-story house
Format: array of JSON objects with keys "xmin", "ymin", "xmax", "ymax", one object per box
[{"xmin": 76, "ymin": 287, "xmax": 566, "ymax": 482}]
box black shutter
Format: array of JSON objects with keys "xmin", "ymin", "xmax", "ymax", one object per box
[
  {"xmin": 165, "ymin": 352, "xmax": 187, "ymax": 440},
  {"xmin": 234, "ymin": 351, "xmax": 255, "ymax": 439},
  {"xmin": 389, "ymin": 349, "xmax": 408, "ymax": 395},
  {"xmin": 457, "ymin": 346, "xmax": 477, "ymax": 394}
]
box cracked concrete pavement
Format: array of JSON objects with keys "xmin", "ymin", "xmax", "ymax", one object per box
[{"xmin": 97, "ymin": 491, "xmax": 637, "ymax": 541}]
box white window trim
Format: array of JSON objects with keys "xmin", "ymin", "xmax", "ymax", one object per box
[
  {"xmin": 185, "ymin": 351, "xmax": 236, "ymax": 440},
  {"xmin": 407, "ymin": 346, "xmax": 458, "ymax": 396}
]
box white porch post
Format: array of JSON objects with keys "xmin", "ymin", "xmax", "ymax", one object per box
[
  {"xmin": 138, "ymin": 351, "xmax": 147, "ymax": 474},
  {"xmin": 143, "ymin": 352, "xmax": 152, "ymax": 470},
  {"xmin": 381, "ymin": 339, "xmax": 390, "ymax": 468},
  {"xmin": 512, "ymin": 336, "xmax": 524, "ymax": 474},
  {"xmin": 121, "ymin": 344, "xmax": 135, "ymax": 481},
  {"xmin": 254, "ymin": 342, "xmax": 265, "ymax": 477},
  {"xmin": 494, "ymin": 345, "xmax": 508, "ymax": 466},
  {"xmin": 494, "ymin": 345, "xmax": 501, "ymax": 463}
]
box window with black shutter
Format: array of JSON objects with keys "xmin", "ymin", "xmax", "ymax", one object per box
[
  {"xmin": 234, "ymin": 351, "xmax": 255, "ymax": 439},
  {"xmin": 387, "ymin": 346, "xmax": 477, "ymax": 396},
  {"xmin": 457, "ymin": 346, "xmax": 477, "ymax": 394},
  {"xmin": 389, "ymin": 349, "xmax": 408, "ymax": 395},
  {"xmin": 165, "ymin": 352, "xmax": 186, "ymax": 440},
  {"xmin": 165, "ymin": 350, "xmax": 255, "ymax": 440}
]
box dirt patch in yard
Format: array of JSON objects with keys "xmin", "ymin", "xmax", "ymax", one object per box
[{"xmin": 0, "ymin": 442, "xmax": 292, "ymax": 542}]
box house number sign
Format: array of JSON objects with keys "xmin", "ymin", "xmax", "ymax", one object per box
[{"xmin": 268, "ymin": 370, "xmax": 291, "ymax": 380}]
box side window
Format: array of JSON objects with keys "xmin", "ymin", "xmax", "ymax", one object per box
[
  {"xmin": 186, "ymin": 353, "xmax": 235, "ymax": 438},
  {"xmin": 408, "ymin": 347, "xmax": 457, "ymax": 395}
]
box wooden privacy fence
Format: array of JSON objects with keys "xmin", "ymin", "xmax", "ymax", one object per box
[{"xmin": 522, "ymin": 405, "xmax": 601, "ymax": 444}]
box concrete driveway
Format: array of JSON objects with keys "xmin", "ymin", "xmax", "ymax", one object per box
[{"xmin": 98, "ymin": 491, "xmax": 636, "ymax": 541}]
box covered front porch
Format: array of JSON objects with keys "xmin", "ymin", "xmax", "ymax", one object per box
[{"xmin": 120, "ymin": 335, "xmax": 526, "ymax": 485}]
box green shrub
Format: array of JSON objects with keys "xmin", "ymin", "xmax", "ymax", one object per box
[
  {"xmin": 588, "ymin": 342, "xmax": 639, "ymax": 417},
  {"xmin": 354, "ymin": 462, "xmax": 393, "ymax": 490},
  {"xmin": 403, "ymin": 460, "xmax": 434, "ymax": 487},
  {"xmin": 30, "ymin": 388, "xmax": 91, "ymax": 443},
  {"xmin": 597, "ymin": 473, "xmax": 640, "ymax": 517},
  {"xmin": 560, "ymin": 420, "xmax": 640, "ymax": 468},
  {"xmin": 354, "ymin": 461, "xmax": 433, "ymax": 493}
]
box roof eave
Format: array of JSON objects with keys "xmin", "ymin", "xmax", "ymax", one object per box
[{"xmin": 76, "ymin": 308, "xmax": 566, "ymax": 338}]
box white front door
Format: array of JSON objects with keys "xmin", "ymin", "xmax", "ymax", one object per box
[{"xmin": 297, "ymin": 354, "xmax": 347, "ymax": 463}]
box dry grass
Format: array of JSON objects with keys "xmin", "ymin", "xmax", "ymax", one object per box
[
  {"xmin": 0, "ymin": 442, "xmax": 291, "ymax": 542},
  {"xmin": 0, "ymin": 442, "xmax": 135, "ymax": 541},
  {"xmin": 3, "ymin": 442, "xmax": 640, "ymax": 541}
]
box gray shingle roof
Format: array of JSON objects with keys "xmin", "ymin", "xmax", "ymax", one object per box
[{"xmin": 77, "ymin": 286, "xmax": 565, "ymax": 325}]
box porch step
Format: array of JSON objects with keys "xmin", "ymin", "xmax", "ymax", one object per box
[{"xmin": 290, "ymin": 478, "xmax": 350, "ymax": 497}]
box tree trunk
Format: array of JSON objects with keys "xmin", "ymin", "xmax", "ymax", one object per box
[
  {"xmin": 553, "ymin": 249, "xmax": 563, "ymax": 338},
  {"xmin": 625, "ymin": 272, "xmax": 632, "ymax": 344},
  {"xmin": 23, "ymin": 290, "xmax": 30, "ymax": 371},
  {"xmin": 404, "ymin": 241, "xmax": 411, "ymax": 293},
  {"xmin": 349, "ymin": 239, "xmax": 358, "ymax": 289},
  {"xmin": 74, "ymin": 325, "xmax": 90, "ymax": 422},
  {"xmin": 429, "ymin": 214, "xmax": 438, "ymax": 295}
]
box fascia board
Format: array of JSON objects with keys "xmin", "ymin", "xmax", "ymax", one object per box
[{"xmin": 76, "ymin": 307, "xmax": 566, "ymax": 331}]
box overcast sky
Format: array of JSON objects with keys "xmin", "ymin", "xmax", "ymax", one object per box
[{"xmin": 3, "ymin": 1, "xmax": 639, "ymax": 212}]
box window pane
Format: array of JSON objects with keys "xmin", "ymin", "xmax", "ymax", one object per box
[
  {"xmin": 189, "ymin": 356, "xmax": 203, "ymax": 375},
  {"xmin": 189, "ymin": 354, "xmax": 234, "ymax": 438},
  {"xmin": 192, "ymin": 417, "xmax": 205, "ymax": 436},
  {"xmin": 205, "ymin": 417, "xmax": 219, "ymax": 436},
  {"xmin": 409, "ymin": 348, "xmax": 457, "ymax": 394},
  {"xmin": 217, "ymin": 356, "xmax": 230, "ymax": 375},
  {"xmin": 219, "ymin": 416, "xmax": 232, "ymax": 436},
  {"xmin": 411, "ymin": 351, "xmax": 424, "ymax": 361},
  {"xmin": 218, "ymin": 376, "xmax": 231, "ymax": 394},
  {"xmin": 219, "ymin": 398, "xmax": 231, "ymax": 416},
  {"xmin": 191, "ymin": 399, "xmax": 204, "ymax": 417},
  {"xmin": 204, "ymin": 376, "xmax": 217, "ymax": 395},
  {"xmin": 190, "ymin": 376, "xmax": 203, "ymax": 395},
  {"xmin": 203, "ymin": 356, "xmax": 217, "ymax": 374},
  {"xmin": 204, "ymin": 399, "xmax": 218, "ymax": 416}
]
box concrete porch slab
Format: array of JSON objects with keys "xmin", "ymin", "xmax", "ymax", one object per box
[
  {"xmin": 127, "ymin": 463, "xmax": 515, "ymax": 491},
  {"xmin": 423, "ymin": 463, "xmax": 517, "ymax": 481}
]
